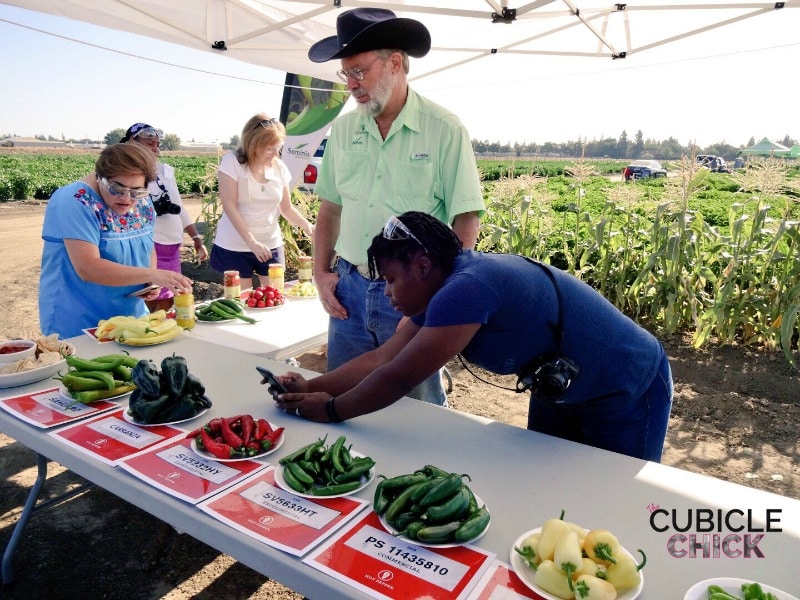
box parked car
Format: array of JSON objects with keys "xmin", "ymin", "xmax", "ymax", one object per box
[
  {"xmin": 298, "ymin": 137, "xmax": 327, "ymax": 193},
  {"xmin": 623, "ymin": 159, "xmax": 667, "ymax": 181},
  {"xmin": 697, "ymin": 155, "xmax": 731, "ymax": 173}
]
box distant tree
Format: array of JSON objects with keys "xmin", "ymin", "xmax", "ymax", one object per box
[
  {"xmin": 104, "ymin": 128, "xmax": 126, "ymax": 145},
  {"xmin": 747, "ymin": 136, "xmax": 756, "ymax": 147},
  {"xmin": 223, "ymin": 134, "xmax": 240, "ymax": 150},
  {"xmin": 779, "ymin": 134, "xmax": 796, "ymax": 147},
  {"xmin": 616, "ymin": 130, "xmax": 629, "ymax": 159},
  {"xmin": 161, "ymin": 133, "xmax": 181, "ymax": 151},
  {"xmin": 630, "ymin": 131, "xmax": 644, "ymax": 157}
]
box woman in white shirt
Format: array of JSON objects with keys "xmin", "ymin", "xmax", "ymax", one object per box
[
  {"xmin": 122, "ymin": 123, "xmax": 208, "ymax": 312},
  {"xmin": 210, "ymin": 114, "xmax": 314, "ymax": 291}
]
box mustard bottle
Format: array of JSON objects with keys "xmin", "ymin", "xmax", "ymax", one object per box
[{"xmin": 174, "ymin": 292, "xmax": 195, "ymax": 329}]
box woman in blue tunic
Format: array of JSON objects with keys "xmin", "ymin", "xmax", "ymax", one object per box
[
  {"xmin": 271, "ymin": 211, "xmax": 673, "ymax": 461},
  {"xmin": 39, "ymin": 143, "xmax": 193, "ymax": 338}
]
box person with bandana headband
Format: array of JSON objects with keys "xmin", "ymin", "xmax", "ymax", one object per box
[{"xmin": 122, "ymin": 123, "xmax": 208, "ymax": 312}]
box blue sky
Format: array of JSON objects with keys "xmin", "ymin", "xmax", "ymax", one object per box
[{"xmin": 1, "ymin": 3, "xmax": 798, "ymax": 148}]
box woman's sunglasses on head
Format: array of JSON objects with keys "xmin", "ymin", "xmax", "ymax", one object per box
[{"xmin": 382, "ymin": 215, "xmax": 427, "ymax": 253}]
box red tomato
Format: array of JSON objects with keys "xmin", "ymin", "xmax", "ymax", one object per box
[
  {"xmin": 265, "ymin": 290, "xmax": 275, "ymax": 300},
  {"xmin": 266, "ymin": 298, "xmax": 274, "ymax": 307},
  {"xmin": 257, "ymin": 299, "xmax": 266, "ymax": 308},
  {"xmin": 246, "ymin": 297, "xmax": 257, "ymax": 307},
  {"xmin": 253, "ymin": 289, "xmax": 264, "ymax": 300}
]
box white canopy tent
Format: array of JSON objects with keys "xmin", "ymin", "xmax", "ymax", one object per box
[{"xmin": 3, "ymin": 0, "xmax": 797, "ymax": 85}]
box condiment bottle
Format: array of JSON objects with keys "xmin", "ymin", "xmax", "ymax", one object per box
[
  {"xmin": 268, "ymin": 264, "xmax": 285, "ymax": 292},
  {"xmin": 224, "ymin": 270, "xmax": 241, "ymax": 299},
  {"xmin": 298, "ymin": 256, "xmax": 313, "ymax": 283},
  {"xmin": 174, "ymin": 292, "xmax": 195, "ymax": 329}
]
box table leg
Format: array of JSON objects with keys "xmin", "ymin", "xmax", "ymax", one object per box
[{"xmin": 2, "ymin": 453, "xmax": 48, "ymax": 588}]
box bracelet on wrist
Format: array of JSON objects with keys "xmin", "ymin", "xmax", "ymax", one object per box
[{"xmin": 326, "ymin": 396, "xmax": 342, "ymax": 423}]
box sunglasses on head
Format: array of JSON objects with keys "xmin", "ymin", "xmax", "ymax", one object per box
[
  {"xmin": 259, "ymin": 118, "xmax": 280, "ymax": 129},
  {"xmin": 382, "ymin": 215, "xmax": 427, "ymax": 253},
  {"xmin": 134, "ymin": 127, "xmax": 163, "ymax": 140},
  {"xmin": 99, "ymin": 177, "xmax": 150, "ymax": 201}
]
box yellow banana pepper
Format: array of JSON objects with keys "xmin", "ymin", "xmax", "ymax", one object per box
[{"xmin": 602, "ymin": 549, "xmax": 646, "ymax": 591}]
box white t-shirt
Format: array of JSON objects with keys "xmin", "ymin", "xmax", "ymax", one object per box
[
  {"xmin": 151, "ymin": 162, "xmax": 193, "ymax": 245},
  {"xmin": 213, "ymin": 151, "xmax": 291, "ymax": 251}
]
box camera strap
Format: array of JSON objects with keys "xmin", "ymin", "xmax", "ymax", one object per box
[
  {"xmin": 454, "ymin": 256, "xmax": 566, "ymax": 393},
  {"xmin": 515, "ymin": 258, "xmax": 567, "ymax": 392}
]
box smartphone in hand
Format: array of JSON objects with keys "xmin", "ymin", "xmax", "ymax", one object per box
[
  {"xmin": 126, "ymin": 284, "xmax": 161, "ymax": 298},
  {"xmin": 256, "ymin": 366, "xmax": 288, "ymax": 396}
]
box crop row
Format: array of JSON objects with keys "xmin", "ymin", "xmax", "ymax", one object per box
[{"xmin": 0, "ymin": 152, "xmax": 218, "ymax": 201}]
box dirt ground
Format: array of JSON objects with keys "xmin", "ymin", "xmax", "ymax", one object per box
[{"xmin": 1, "ymin": 198, "xmax": 798, "ymax": 599}]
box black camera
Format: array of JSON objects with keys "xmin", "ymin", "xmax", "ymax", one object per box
[
  {"xmin": 152, "ymin": 192, "xmax": 181, "ymax": 216},
  {"xmin": 516, "ymin": 355, "xmax": 579, "ymax": 403}
]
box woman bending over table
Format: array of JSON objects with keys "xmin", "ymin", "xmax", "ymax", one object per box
[
  {"xmin": 39, "ymin": 143, "xmax": 193, "ymax": 338},
  {"xmin": 270, "ymin": 211, "xmax": 673, "ymax": 462}
]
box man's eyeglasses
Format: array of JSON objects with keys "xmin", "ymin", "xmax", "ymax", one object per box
[
  {"xmin": 383, "ymin": 215, "xmax": 427, "ymax": 253},
  {"xmin": 336, "ymin": 56, "xmax": 382, "ymax": 83},
  {"xmin": 260, "ymin": 118, "xmax": 280, "ymax": 129},
  {"xmin": 99, "ymin": 177, "xmax": 150, "ymax": 201},
  {"xmin": 134, "ymin": 127, "xmax": 163, "ymax": 140}
]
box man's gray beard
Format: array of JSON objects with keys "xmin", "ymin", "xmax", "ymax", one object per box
[{"xmin": 355, "ymin": 69, "xmax": 396, "ymax": 117}]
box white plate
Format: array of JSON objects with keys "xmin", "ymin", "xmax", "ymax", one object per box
[
  {"xmin": 684, "ymin": 577, "xmax": 799, "ymax": 600},
  {"xmin": 188, "ymin": 426, "xmax": 284, "ymax": 462},
  {"xmin": 510, "ymin": 528, "xmax": 644, "ymax": 600},
  {"xmin": 59, "ymin": 384, "xmax": 134, "ymax": 403},
  {"xmin": 379, "ymin": 493, "xmax": 490, "ymax": 548},
  {"xmin": 274, "ymin": 451, "xmax": 375, "ymax": 499},
  {"xmin": 284, "ymin": 289, "xmax": 318, "ymax": 299},
  {"xmin": 245, "ymin": 303, "xmax": 284, "ymax": 311},
  {"xmin": 0, "ymin": 358, "xmax": 67, "ymax": 389},
  {"xmin": 122, "ymin": 406, "xmax": 209, "ymax": 427}
]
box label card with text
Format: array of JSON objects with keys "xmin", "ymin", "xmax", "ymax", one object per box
[
  {"xmin": 0, "ymin": 387, "xmax": 119, "ymax": 428},
  {"xmin": 198, "ymin": 466, "xmax": 369, "ymax": 556},
  {"xmin": 465, "ymin": 561, "xmax": 539, "ymax": 600},
  {"xmin": 118, "ymin": 437, "xmax": 268, "ymax": 504},
  {"xmin": 304, "ymin": 511, "xmax": 495, "ymax": 600},
  {"xmin": 49, "ymin": 408, "xmax": 186, "ymax": 465}
]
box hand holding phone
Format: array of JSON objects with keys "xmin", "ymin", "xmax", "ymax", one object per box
[
  {"xmin": 256, "ymin": 366, "xmax": 288, "ymax": 396},
  {"xmin": 126, "ymin": 284, "xmax": 161, "ymax": 298}
]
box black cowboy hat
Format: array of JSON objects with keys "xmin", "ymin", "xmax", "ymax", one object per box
[{"xmin": 308, "ymin": 8, "xmax": 431, "ymax": 63}]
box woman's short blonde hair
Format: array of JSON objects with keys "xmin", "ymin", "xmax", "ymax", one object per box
[
  {"xmin": 236, "ymin": 113, "xmax": 287, "ymax": 165},
  {"xmin": 95, "ymin": 143, "xmax": 157, "ymax": 184}
]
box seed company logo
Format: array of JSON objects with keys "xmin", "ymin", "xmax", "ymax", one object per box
[
  {"xmin": 285, "ymin": 143, "xmax": 312, "ymax": 160},
  {"xmin": 647, "ymin": 503, "xmax": 782, "ymax": 558}
]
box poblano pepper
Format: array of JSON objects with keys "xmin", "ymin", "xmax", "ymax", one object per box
[
  {"xmin": 131, "ymin": 360, "xmax": 161, "ymax": 398},
  {"xmin": 161, "ymin": 354, "xmax": 189, "ymax": 397}
]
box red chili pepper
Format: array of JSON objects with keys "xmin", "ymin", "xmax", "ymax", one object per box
[
  {"xmin": 205, "ymin": 418, "xmax": 223, "ymax": 434},
  {"xmin": 261, "ymin": 426, "xmax": 284, "ymax": 450},
  {"xmin": 240, "ymin": 414, "xmax": 255, "ymax": 445},
  {"xmin": 255, "ymin": 418, "xmax": 273, "ymax": 441},
  {"xmin": 245, "ymin": 441, "xmax": 261, "ymax": 456},
  {"xmin": 220, "ymin": 416, "xmax": 244, "ymax": 449},
  {"xmin": 200, "ymin": 428, "xmax": 235, "ymax": 459}
]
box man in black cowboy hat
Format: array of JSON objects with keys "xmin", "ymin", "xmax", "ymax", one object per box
[{"xmin": 308, "ymin": 8, "xmax": 485, "ymax": 406}]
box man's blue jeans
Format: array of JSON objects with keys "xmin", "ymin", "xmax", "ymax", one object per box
[
  {"xmin": 327, "ymin": 258, "xmax": 447, "ymax": 406},
  {"xmin": 527, "ymin": 348, "xmax": 673, "ymax": 462}
]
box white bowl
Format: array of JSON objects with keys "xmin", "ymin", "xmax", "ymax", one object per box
[{"xmin": 0, "ymin": 339, "xmax": 37, "ymax": 363}]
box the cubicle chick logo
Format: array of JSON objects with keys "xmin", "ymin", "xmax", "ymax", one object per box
[{"xmin": 647, "ymin": 503, "xmax": 782, "ymax": 558}]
